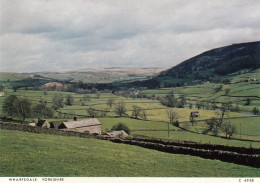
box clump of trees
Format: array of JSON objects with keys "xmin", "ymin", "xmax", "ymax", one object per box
[
  {"xmin": 52, "ymin": 94, "xmax": 64, "ymax": 109},
  {"xmin": 160, "ymin": 94, "xmax": 186, "ymax": 108},
  {"xmin": 111, "ymin": 123, "xmax": 130, "ymax": 134},
  {"xmin": 131, "ymin": 105, "xmax": 147, "ymax": 120},
  {"xmin": 203, "ymin": 117, "xmax": 236, "ymax": 139},
  {"xmin": 65, "ymin": 94, "xmax": 74, "ymax": 106},
  {"xmin": 2, "ymin": 95, "xmax": 54, "ymax": 121},
  {"xmin": 33, "ymin": 103, "xmax": 54, "ymax": 118}
]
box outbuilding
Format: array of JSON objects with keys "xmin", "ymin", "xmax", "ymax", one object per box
[
  {"xmin": 190, "ymin": 111, "xmax": 200, "ymax": 118},
  {"xmin": 37, "ymin": 119, "xmax": 50, "ymax": 128},
  {"xmin": 59, "ymin": 118, "xmax": 101, "ymax": 135}
]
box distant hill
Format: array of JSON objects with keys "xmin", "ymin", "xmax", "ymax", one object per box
[
  {"xmin": 0, "ymin": 72, "xmax": 28, "ymax": 81},
  {"xmin": 156, "ymin": 41, "xmax": 260, "ymax": 87},
  {"xmin": 31, "ymin": 67, "xmax": 167, "ymax": 83}
]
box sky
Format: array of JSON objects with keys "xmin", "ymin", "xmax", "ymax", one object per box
[{"xmin": 0, "ymin": 0, "xmax": 260, "ymax": 73}]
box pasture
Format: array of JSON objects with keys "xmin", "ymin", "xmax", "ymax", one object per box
[{"xmin": 0, "ymin": 129, "xmax": 259, "ymax": 177}]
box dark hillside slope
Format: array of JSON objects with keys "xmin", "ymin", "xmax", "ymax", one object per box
[{"xmin": 160, "ymin": 41, "xmax": 260, "ymax": 78}]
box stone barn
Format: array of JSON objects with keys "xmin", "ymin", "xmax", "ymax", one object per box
[
  {"xmin": 190, "ymin": 111, "xmax": 200, "ymax": 118},
  {"xmin": 59, "ymin": 118, "xmax": 101, "ymax": 135}
]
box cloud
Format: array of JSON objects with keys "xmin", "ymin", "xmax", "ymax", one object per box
[{"xmin": 0, "ymin": 0, "xmax": 260, "ymax": 72}]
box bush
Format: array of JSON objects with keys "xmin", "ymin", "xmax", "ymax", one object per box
[{"xmin": 111, "ymin": 123, "xmax": 130, "ymax": 134}]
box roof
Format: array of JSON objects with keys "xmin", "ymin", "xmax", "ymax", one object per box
[
  {"xmin": 37, "ymin": 119, "xmax": 47, "ymax": 126},
  {"xmin": 62, "ymin": 118, "xmax": 101, "ymax": 129},
  {"xmin": 51, "ymin": 121, "xmax": 63, "ymax": 129}
]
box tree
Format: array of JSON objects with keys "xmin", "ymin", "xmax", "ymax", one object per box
[
  {"xmin": 43, "ymin": 89, "xmax": 48, "ymax": 95},
  {"xmin": 84, "ymin": 95, "xmax": 91, "ymax": 101},
  {"xmin": 225, "ymin": 88, "xmax": 230, "ymax": 95},
  {"xmin": 65, "ymin": 94, "xmax": 74, "ymax": 106},
  {"xmin": 15, "ymin": 98, "xmax": 32, "ymax": 121},
  {"xmin": 166, "ymin": 109, "xmax": 178, "ymax": 137},
  {"xmin": 2, "ymin": 95, "xmax": 18, "ymax": 116},
  {"xmin": 96, "ymin": 92, "xmax": 101, "ymax": 99},
  {"xmin": 245, "ymin": 98, "xmax": 251, "ymax": 106},
  {"xmin": 252, "ymin": 107, "xmax": 259, "ymax": 115},
  {"xmin": 210, "ymin": 100, "xmax": 217, "ymax": 110},
  {"xmin": 167, "ymin": 110, "xmax": 178, "ymax": 124},
  {"xmin": 195, "ymin": 101, "xmax": 202, "ymax": 110},
  {"xmin": 221, "ymin": 122, "xmax": 236, "ymax": 138},
  {"xmin": 217, "ymin": 103, "xmax": 229, "ymax": 126},
  {"xmin": 114, "ymin": 101, "xmax": 127, "ymax": 117},
  {"xmin": 111, "ymin": 123, "xmax": 130, "ymax": 134},
  {"xmin": 160, "ymin": 95, "xmax": 177, "ymax": 107},
  {"xmin": 86, "ymin": 107, "xmax": 97, "ymax": 117},
  {"xmin": 0, "ymin": 84, "xmax": 5, "ymax": 91},
  {"xmin": 52, "ymin": 94, "xmax": 64, "ymax": 109},
  {"xmin": 106, "ymin": 98, "xmax": 114, "ymax": 108},
  {"xmin": 189, "ymin": 115, "xmax": 195, "ymax": 126},
  {"xmin": 214, "ymin": 85, "xmax": 223, "ymax": 93},
  {"xmin": 33, "ymin": 103, "xmax": 54, "ymax": 118},
  {"xmin": 131, "ymin": 105, "xmax": 141, "ymax": 119},
  {"xmin": 139, "ymin": 110, "xmax": 147, "ymax": 120}
]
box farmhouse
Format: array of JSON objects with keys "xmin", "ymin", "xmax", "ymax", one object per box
[
  {"xmin": 190, "ymin": 111, "xmax": 200, "ymax": 118},
  {"xmin": 107, "ymin": 130, "xmax": 129, "ymax": 138},
  {"xmin": 59, "ymin": 118, "xmax": 101, "ymax": 135}
]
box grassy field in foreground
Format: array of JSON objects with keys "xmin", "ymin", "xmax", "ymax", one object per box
[{"xmin": 0, "ymin": 129, "xmax": 259, "ymax": 177}]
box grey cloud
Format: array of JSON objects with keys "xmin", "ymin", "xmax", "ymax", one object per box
[{"xmin": 1, "ymin": 0, "xmax": 260, "ymax": 72}]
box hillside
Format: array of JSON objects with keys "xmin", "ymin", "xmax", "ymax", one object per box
[
  {"xmin": 1, "ymin": 129, "xmax": 258, "ymax": 177},
  {"xmin": 0, "ymin": 72, "xmax": 28, "ymax": 81},
  {"xmin": 156, "ymin": 41, "xmax": 260, "ymax": 87}
]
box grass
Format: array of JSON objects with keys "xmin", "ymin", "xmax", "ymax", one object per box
[
  {"xmin": 133, "ymin": 130, "xmax": 260, "ymax": 148},
  {"xmin": 0, "ymin": 129, "xmax": 259, "ymax": 177}
]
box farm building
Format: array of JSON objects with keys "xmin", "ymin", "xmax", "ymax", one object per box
[
  {"xmin": 37, "ymin": 119, "xmax": 50, "ymax": 128},
  {"xmin": 107, "ymin": 130, "xmax": 129, "ymax": 138},
  {"xmin": 59, "ymin": 118, "xmax": 101, "ymax": 135},
  {"xmin": 50, "ymin": 121, "xmax": 63, "ymax": 129},
  {"xmin": 190, "ymin": 111, "xmax": 200, "ymax": 118}
]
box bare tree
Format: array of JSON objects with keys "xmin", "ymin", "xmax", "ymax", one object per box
[
  {"xmin": 132, "ymin": 105, "xmax": 141, "ymax": 119},
  {"xmin": 189, "ymin": 115, "xmax": 195, "ymax": 126},
  {"xmin": 106, "ymin": 98, "xmax": 114, "ymax": 108},
  {"xmin": 114, "ymin": 101, "xmax": 127, "ymax": 117},
  {"xmin": 216, "ymin": 103, "xmax": 229, "ymax": 127},
  {"xmin": 221, "ymin": 122, "xmax": 236, "ymax": 138},
  {"xmin": 166, "ymin": 109, "xmax": 178, "ymax": 137},
  {"xmin": 139, "ymin": 110, "xmax": 147, "ymax": 120},
  {"xmin": 167, "ymin": 109, "xmax": 178, "ymax": 124}
]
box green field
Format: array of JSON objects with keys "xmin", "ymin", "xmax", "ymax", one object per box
[
  {"xmin": 0, "ymin": 129, "xmax": 259, "ymax": 177},
  {"xmin": 1, "ymin": 87, "xmax": 259, "ymax": 146}
]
